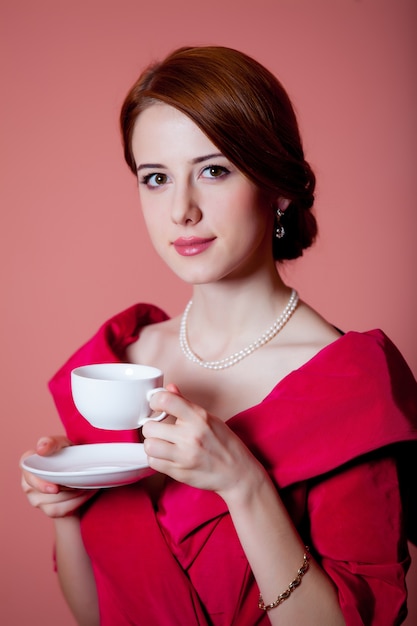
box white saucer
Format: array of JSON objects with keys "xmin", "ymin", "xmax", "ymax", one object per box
[{"xmin": 21, "ymin": 443, "xmax": 153, "ymax": 489}]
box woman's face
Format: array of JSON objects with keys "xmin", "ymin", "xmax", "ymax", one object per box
[{"xmin": 131, "ymin": 103, "xmax": 275, "ymax": 285}]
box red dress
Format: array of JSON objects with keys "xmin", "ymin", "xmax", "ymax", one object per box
[{"xmin": 49, "ymin": 304, "xmax": 417, "ymax": 625}]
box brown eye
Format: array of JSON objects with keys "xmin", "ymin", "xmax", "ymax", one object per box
[
  {"xmin": 142, "ymin": 172, "xmax": 169, "ymax": 188},
  {"xmin": 154, "ymin": 173, "xmax": 167, "ymax": 185},
  {"xmin": 202, "ymin": 165, "xmax": 230, "ymax": 179}
]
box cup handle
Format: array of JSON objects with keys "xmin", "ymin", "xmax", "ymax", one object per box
[{"xmin": 137, "ymin": 387, "xmax": 167, "ymax": 427}]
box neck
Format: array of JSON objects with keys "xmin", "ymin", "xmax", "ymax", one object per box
[
  {"xmin": 183, "ymin": 266, "xmax": 293, "ymax": 362},
  {"xmin": 180, "ymin": 287, "xmax": 298, "ymax": 370},
  {"xmin": 191, "ymin": 263, "xmax": 288, "ymax": 324}
]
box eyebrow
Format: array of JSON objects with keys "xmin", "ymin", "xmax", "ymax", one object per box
[{"xmin": 136, "ymin": 152, "xmax": 224, "ymax": 172}]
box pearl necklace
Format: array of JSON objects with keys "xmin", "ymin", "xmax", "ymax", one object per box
[{"xmin": 179, "ymin": 289, "xmax": 299, "ymax": 370}]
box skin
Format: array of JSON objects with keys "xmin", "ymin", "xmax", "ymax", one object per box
[{"xmin": 22, "ymin": 103, "xmax": 345, "ymax": 625}]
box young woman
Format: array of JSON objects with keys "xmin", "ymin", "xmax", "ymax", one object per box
[{"xmin": 21, "ymin": 46, "xmax": 417, "ymax": 626}]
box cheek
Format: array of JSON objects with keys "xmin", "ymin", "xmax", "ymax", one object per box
[
  {"xmin": 138, "ymin": 191, "xmax": 162, "ymax": 232},
  {"xmin": 137, "ymin": 206, "xmax": 163, "ymax": 254},
  {"xmin": 230, "ymin": 189, "xmax": 272, "ymax": 234},
  {"xmin": 142, "ymin": 214, "xmax": 164, "ymax": 250}
]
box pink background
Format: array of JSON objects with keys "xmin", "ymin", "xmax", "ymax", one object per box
[{"xmin": 1, "ymin": 1, "xmax": 416, "ymax": 623}]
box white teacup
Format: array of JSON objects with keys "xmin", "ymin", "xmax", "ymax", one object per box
[{"xmin": 71, "ymin": 363, "xmax": 167, "ymax": 430}]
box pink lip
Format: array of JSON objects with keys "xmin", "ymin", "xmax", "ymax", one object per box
[{"xmin": 172, "ymin": 237, "xmax": 216, "ymax": 256}]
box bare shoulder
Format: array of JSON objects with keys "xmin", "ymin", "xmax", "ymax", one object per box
[
  {"xmin": 287, "ymin": 299, "xmax": 342, "ymax": 357},
  {"xmin": 262, "ymin": 298, "xmax": 343, "ymax": 378},
  {"xmin": 126, "ymin": 316, "xmax": 181, "ymax": 366}
]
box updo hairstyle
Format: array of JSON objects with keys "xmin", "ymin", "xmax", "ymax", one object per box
[{"xmin": 120, "ymin": 46, "xmax": 317, "ymax": 260}]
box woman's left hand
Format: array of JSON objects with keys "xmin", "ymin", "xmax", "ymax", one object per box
[{"xmin": 142, "ymin": 384, "xmax": 264, "ymax": 499}]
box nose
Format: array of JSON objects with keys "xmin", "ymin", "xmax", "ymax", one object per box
[{"xmin": 170, "ymin": 181, "xmax": 202, "ymax": 226}]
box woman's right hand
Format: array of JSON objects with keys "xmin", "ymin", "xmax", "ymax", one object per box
[{"xmin": 21, "ymin": 436, "xmax": 98, "ymax": 518}]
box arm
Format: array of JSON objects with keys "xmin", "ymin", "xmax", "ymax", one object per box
[
  {"xmin": 55, "ymin": 516, "xmax": 99, "ymax": 626},
  {"xmin": 21, "ymin": 436, "xmax": 100, "ymax": 625},
  {"xmin": 143, "ymin": 387, "xmax": 346, "ymax": 626},
  {"xmin": 223, "ymin": 465, "xmax": 345, "ymax": 625}
]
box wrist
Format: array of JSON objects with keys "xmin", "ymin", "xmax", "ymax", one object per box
[
  {"xmin": 219, "ymin": 458, "xmax": 270, "ymax": 508},
  {"xmin": 54, "ymin": 513, "xmax": 81, "ymax": 530}
]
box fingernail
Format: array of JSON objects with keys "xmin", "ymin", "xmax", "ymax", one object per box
[{"xmin": 37, "ymin": 437, "xmax": 50, "ymax": 448}]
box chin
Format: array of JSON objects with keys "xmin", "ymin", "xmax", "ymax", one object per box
[
  {"xmin": 171, "ymin": 270, "xmax": 217, "ymax": 285},
  {"xmin": 158, "ymin": 255, "xmax": 216, "ymax": 284}
]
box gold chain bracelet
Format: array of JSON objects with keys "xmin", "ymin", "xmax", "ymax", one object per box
[{"xmin": 258, "ymin": 546, "xmax": 311, "ymax": 611}]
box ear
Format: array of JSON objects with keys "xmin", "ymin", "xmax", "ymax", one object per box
[{"xmin": 277, "ymin": 197, "xmax": 290, "ymax": 213}]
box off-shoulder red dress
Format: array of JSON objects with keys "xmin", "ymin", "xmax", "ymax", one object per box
[{"xmin": 49, "ymin": 304, "xmax": 417, "ymax": 625}]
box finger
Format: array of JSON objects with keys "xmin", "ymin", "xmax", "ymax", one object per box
[
  {"xmin": 142, "ymin": 417, "xmax": 176, "ymax": 440},
  {"xmin": 20, "ymin": 450, "xmax": 61, "ymax": 494},
  {"xmin": 143, "ymin": 435, "xmax": 176, "ymax": 461},
  {"xmin": 40, "ymin": 492, "xmax": 96, "ymax": 518},
  {"xmin": 22, "ymin": 469, "xmax": 96, "ymax": 506},
  {"xmin": 148, "ymin": 389, "xmax": 207, "ymax": 425},
  {"xmin": 30, "ymin": 488, "xmax": 97, "ymax": 518},
  {"xmin": 21, "ymin": 436, "xmax": 72, "ymax": 495},
  {"xmin": 26, "ymin": 485, "xmax": 73, "ymax": 506},
  {"xmin": 21, "ymin": 470, "xmax": 60, "ymax": 495},
  {"xmin": 36, "ymin": 435, "xmax": 71, "ymax": 456},
  {"xmin": 147, "ymin": 455, "xmax": 175, "ymax": 476},
  {"xmin": 165, "ymin": 383, "xmax": 181, "ymax": 394}
]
